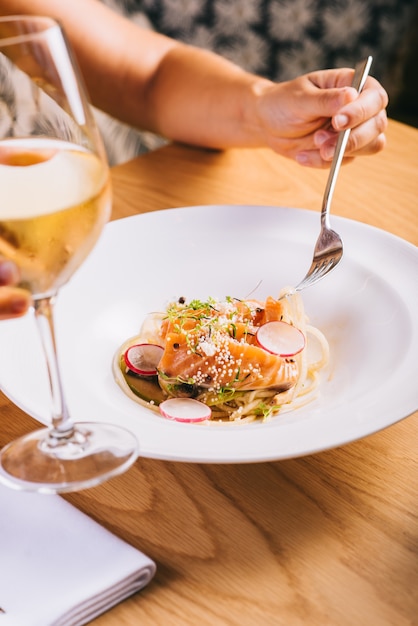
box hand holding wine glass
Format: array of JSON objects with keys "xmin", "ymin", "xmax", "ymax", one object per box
[
  {"xmin": 0, "ymin": 259, "xmax": 31, "ymax": 319},
  {"xmin": 0, "ymin": 15, "xmax": 138, "ymax": 493}
]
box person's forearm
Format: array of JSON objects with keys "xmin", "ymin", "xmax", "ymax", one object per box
[
  {"xmin": 142, "ymin": 45, "xmax": 273, "ymax": 148},
  {"xmin": 0, "ymin": 0, "xmax": 179, "ymax": 129},
  {"xmin": 0, "ymin": 0, "xmax": 269, "ymax": 148},
  {"xmin": 0, "ymin": 0, "xmax": 388, "ymax": 166}
]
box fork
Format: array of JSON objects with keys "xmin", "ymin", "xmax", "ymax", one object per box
[{"xmin": 294, "ymin": 56, "xmax": 373, "ymax": 292}]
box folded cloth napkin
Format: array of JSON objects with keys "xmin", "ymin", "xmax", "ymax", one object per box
[{"xmin": 0, "ymin": 482, "xmax": 156, "ymax": 626}]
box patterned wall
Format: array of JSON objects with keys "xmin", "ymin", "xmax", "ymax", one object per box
[{"xmin": 97, "ymin": 0, "xmax": 418, "ymax": 163}]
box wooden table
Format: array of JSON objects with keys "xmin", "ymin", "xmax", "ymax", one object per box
[{"xmin": 1, "ymin": 119, "xmax": 417, "ymax": 625}]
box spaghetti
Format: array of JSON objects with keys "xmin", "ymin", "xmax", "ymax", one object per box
[{"xmin": 113, "ymin": 288, "xmax": 329, "ymax": 422}]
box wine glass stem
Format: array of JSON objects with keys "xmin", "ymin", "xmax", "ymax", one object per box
[{"xmin": 33, "ymin": 296, "xmax": 74, "ymax": 439}]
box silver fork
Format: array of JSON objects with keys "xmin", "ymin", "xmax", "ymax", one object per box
[{"xmin": 295, "ymin": 56, "xmax": 373, "ymax": 292}]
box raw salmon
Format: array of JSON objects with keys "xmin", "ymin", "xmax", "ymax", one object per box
[{"xmin": 157, "ymin": 297, "xmax": 299, "ymax": 393}]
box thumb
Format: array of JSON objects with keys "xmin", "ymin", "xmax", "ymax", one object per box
[{"xmin": 304, "ymin": 83, "xmax": 359, "ymax": 119}]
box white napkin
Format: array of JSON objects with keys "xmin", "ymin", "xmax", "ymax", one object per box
[{"xmin": 0, "ymin": 482, "xmax": 156, "ymax": 626}]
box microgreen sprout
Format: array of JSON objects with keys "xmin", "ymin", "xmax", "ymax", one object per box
[{"xmin": 254, "ymin": 402, "xmax": 281, "ymax": 420}]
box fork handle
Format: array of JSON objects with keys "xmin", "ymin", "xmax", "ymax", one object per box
[{"xmin": 321, "ymin": 56, "xmax": 373, "ymax": 226}]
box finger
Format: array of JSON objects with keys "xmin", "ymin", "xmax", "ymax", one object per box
[
  {"xmin": 0, "ymin": 287, "xmax": 31, "ymax": 320},
  {"xmin": 332, "ymin": 77, "xmax": 389, "ymax": 132},
  {"xmin": 344, "ymin": 110, "xmax": 388, "ymax": 155},
  {"xmin": 317, "ymin": 119, "xmax": 387, "ymax": 161},
  {"xmin": 307, "ymin": 67, "xmax": 357, "ymax": 90},
  {"xmin": 301, "ymin": 77, "xmax": 358, "ymax": 121},
  {"xmin": 318, "ymin": 133, "xmax": 386, "ymax": 162},
  {"xmin": 295, "ymin": 149, "xmax": 355, "ymax": 169},
  {"xmin": 0, "ymin": 259, "xmax": 21, "ymax": 286}
]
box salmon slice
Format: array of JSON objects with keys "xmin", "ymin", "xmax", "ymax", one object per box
[{"xmin": 158, "ymin": 297, "xmax": 298, "ymax": 393}]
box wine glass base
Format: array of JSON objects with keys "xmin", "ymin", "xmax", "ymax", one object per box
[{"xmin": 0, "ymin": 422, "xmax": 139, "ymax": 494}]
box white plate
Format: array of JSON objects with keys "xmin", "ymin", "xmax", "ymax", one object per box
[{"xmin": 0, "ymin": 205, "xmax": 417, "ymax": 463}]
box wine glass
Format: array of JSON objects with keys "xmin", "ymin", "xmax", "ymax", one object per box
[{"xmin": 0, "ymin": 16, "xmax": 139, "ymax": 493}]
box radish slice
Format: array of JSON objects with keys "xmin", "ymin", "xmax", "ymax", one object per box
[
  {"xmin": 256, "ymin": 321, "xmax": 305, "ymax": 357},
  {"xmin": 124, "ymin": 343, "xmax": 164, "ymax": 376},
  {"xmin": 159, "ymin": 398, "xmax": 211, "ymax": 423}
]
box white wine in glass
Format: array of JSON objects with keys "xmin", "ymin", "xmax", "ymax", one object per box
[{"xmin": 0, "ymin": 15, "xmax": 139, "ymax": 493}]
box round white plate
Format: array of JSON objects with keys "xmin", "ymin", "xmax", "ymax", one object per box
[{"xmin": 0, "ymin": 205, "xmax": 417, "ymax": 463}]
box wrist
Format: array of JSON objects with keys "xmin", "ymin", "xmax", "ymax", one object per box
[{"xmin": 241, "ymin": 76, "xmax": 280, "ymax": 147}]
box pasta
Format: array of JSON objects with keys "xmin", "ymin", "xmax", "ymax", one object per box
[{"xmin": 113, "ymin": 288, "xmax": 329, "ymax": 423}]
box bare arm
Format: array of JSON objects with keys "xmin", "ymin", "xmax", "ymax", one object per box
[
  {"xmin": 0, "ymin": 0, "xmax": 388, "ymax": 167},
  {"xmin": 0, "ymin": 0, "xmax": 264, "ymax": 143}
]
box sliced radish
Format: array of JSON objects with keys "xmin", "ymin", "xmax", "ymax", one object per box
[
  {"xmin": 124, "ymin": 343, "xmax": 164, "ymax": 376},
  {"xmin": 256, "ymin": 321, "xmax": 305, "ymax": 357},
  {"xmin": 159, "ymin": 398, "xmax": 211, "ymax": 423}
]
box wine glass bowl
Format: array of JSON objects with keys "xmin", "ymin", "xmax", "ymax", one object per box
[{"xmin": 0, "ymin": 15, "xmax": 138, "ymax": 493}]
